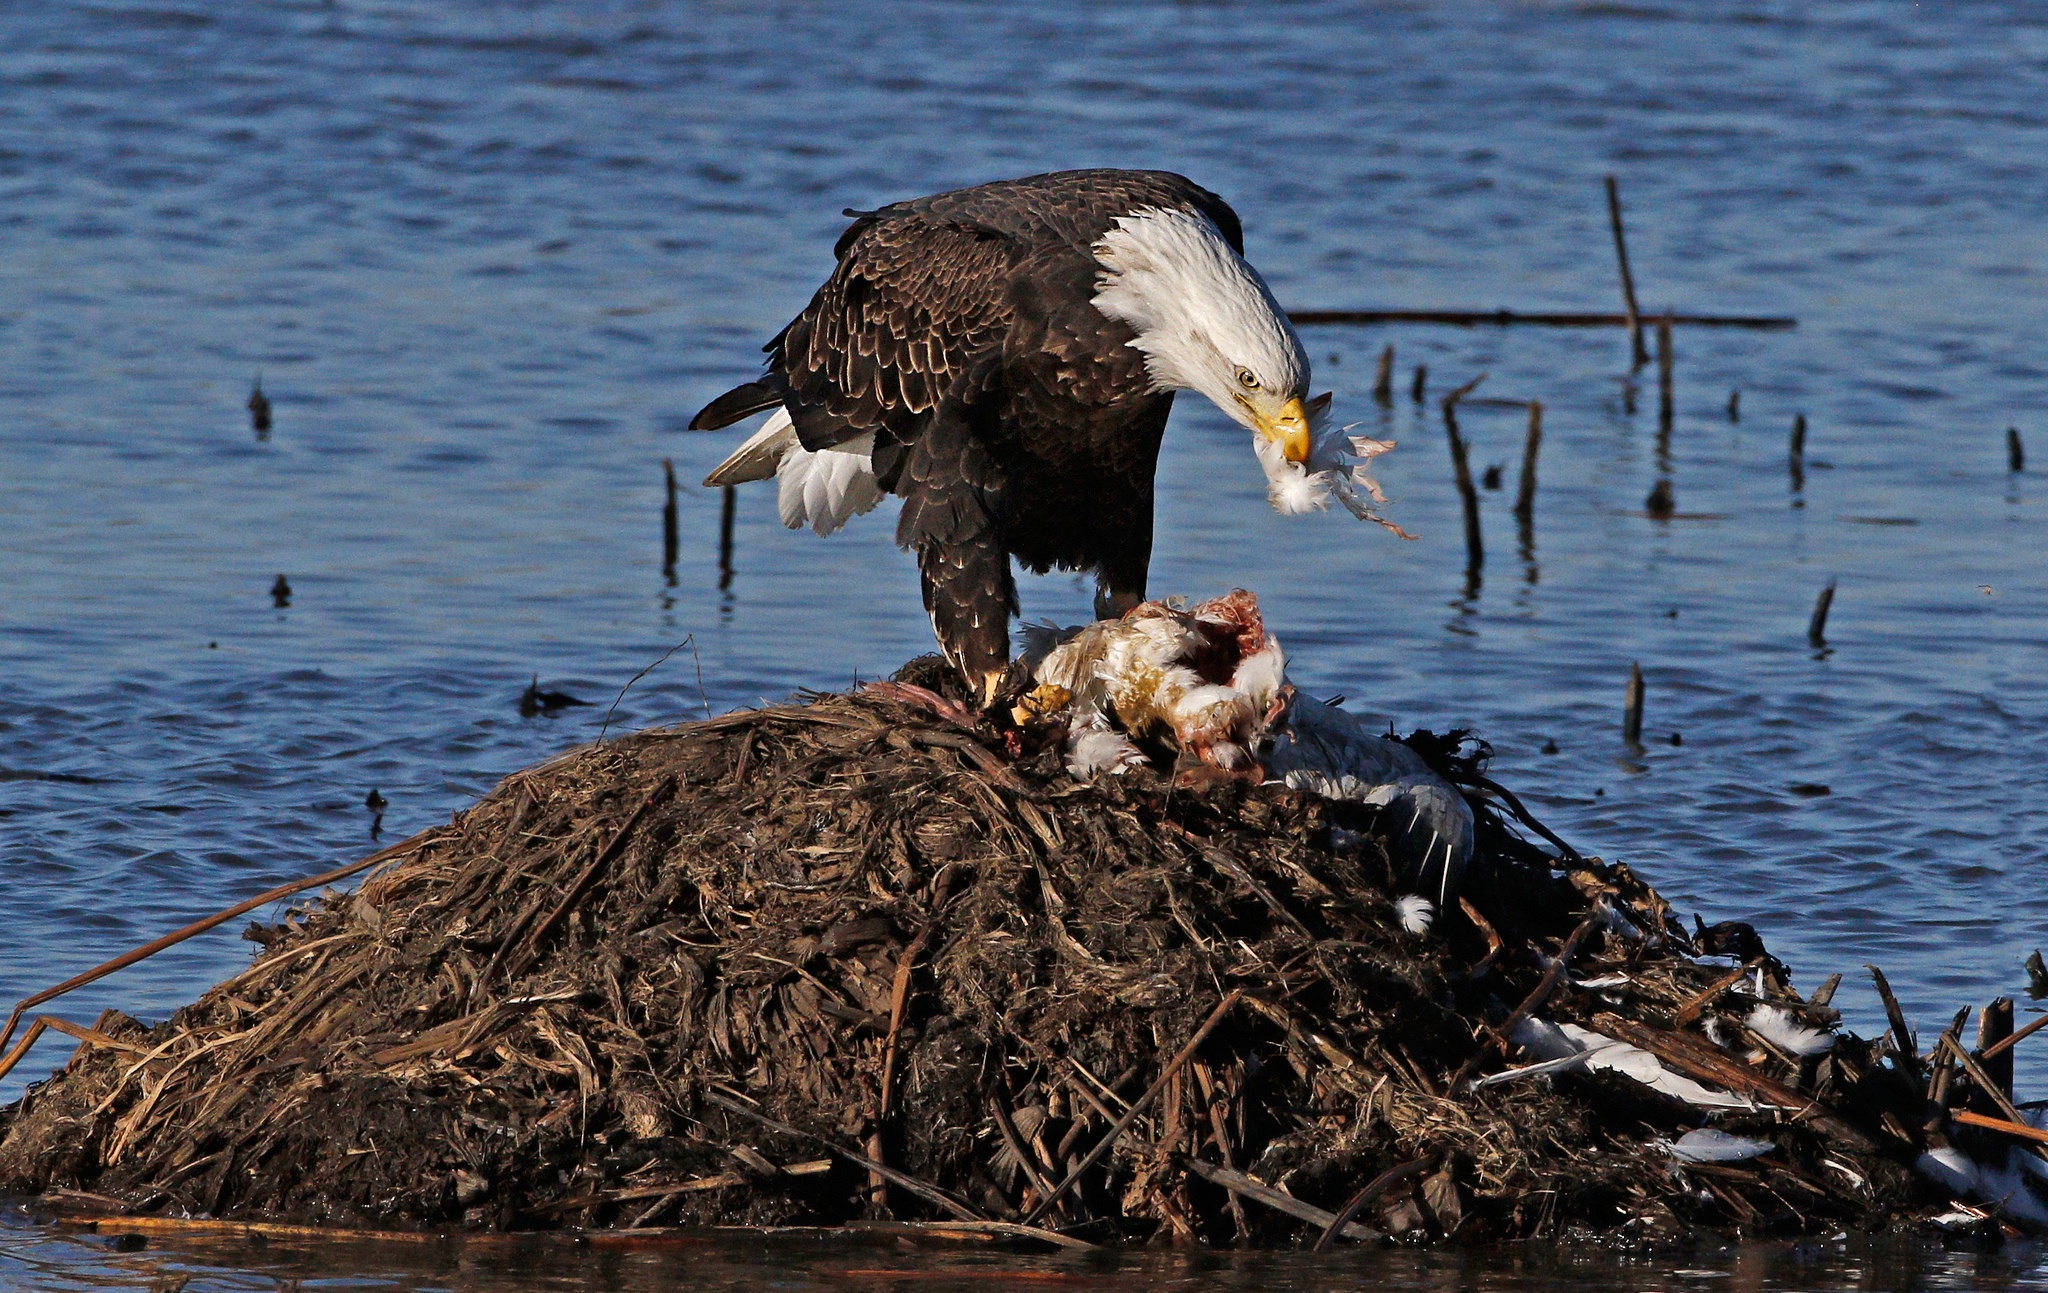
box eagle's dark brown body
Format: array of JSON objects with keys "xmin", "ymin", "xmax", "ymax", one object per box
[{"xmin": 692, "ymin": 169, "xmax": 1246, "ymax": 680}]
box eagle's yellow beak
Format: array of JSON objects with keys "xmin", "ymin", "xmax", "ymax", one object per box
[{"xmin": 1260, "ymin": 396, "xmax": 1313, "ymax": 464}]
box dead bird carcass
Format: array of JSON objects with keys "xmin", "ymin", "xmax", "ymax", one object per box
[{"xmin": 0, "ymin": 592, "xmax": 2033, "ymax": 1245}]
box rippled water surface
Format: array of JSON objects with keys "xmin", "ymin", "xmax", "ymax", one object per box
[{"xmin": 5, "ymin": 0, "xmax": 2048, "ymax": 1286}]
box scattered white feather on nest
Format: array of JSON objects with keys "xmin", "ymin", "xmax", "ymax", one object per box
[
  {"xmin": 1745, "ymin": 1004, "xmax": 1835, "ymax": 1056},
  {"xmin": 1394, "ymin": 894, "xmax": 1437, "ymax": 935},
  {"xmin": 1666, "ymin": 1128, "xmax": 1775, "ymax": 1164},
  {"xmin": 1251, "ymin": 411, "xmax": 1416, "ymax": 539},
  {"xmin": 1064, "ymin": 723, "xmax": 1148, "ymax": 779}
]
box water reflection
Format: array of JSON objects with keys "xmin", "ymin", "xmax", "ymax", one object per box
[{"xmin": 2, "ymin": 1209, "xmax": 2045, "ymax": 1293}]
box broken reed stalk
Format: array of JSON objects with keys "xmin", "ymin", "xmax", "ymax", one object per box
[
  {"xmin": 1441, "ymin": 377, "xmax": 1487, "ymax": 578},
  {"xmin": 1450, "ymin": 907, "xmax": 1604, "ymax": 1090},
  {"xmin": 1020, "ymin": 989, "xmax": 1243, "ymax": 1225},
  {"xmin": 1605, "ymin": 176, "xmax": 1651, "ymax": 368},
  {"xmin": 661, "ymin": 460, "xmax": 679, "ymax": 582},
  {"xmin": 0, "ymin": 833, "xmax": 431, "ymax": 1080},
  {"xmin": 1952, "ymin": 1110, "xmax": 2048, "ymax": 1147},
  {"xmin": 1622, "ymin": 664, "xmax": 1645, "ymax": 747},
  {"xmin": 1312, "ymin": 1154, "xmax": 1436, "ymax": 1252},
  {"xmin": 2011, "ymin": 427, "xmax": 2027, "ymax": 473},
  {"xmin": 1938, "ymin": 1033, "xmax": 2035, "ymax": 1136},
  {"xmin": 702, "ymin": 1089, "xmax": 985, "ymax": 1223},
  {"xmin": 1372, "ymin": 345, "xmax": 1395, "ymax": 404},
  {"xmin": 1672, "ymin": 962, "xmax": 1753, "ymax": 1027},
  {"xmin": 1655, "ymin": 315, "xmax": 1674, "ymax": 431},
  {"xmin": 1512, "ymin": 400, "xmax": 1542, "ymax": 523},
  {"xmin": 1807, "ymin": 579, "xmax": 1837, "ymax": 648},
  {"xmin": 717, "ymin": 484, "xmax": 737, "ymax": 590},
  {"xmin": 1867, "ymin": 964, "xmax": 1922, "ymax": 1078},
  {"xmin": 1178, "ymin": 1158, "xmax": 1380, "ymax": 1243}
]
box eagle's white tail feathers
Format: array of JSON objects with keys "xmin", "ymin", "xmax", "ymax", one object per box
[
  {"xmin": 704, "ymin": 408, "xmax": 797, "ymax": 487},
  {"xmin": 778, "ymin": 430, "xmax": 883, "ymax": 537},
  {"xmin": 702, "ymin": 408, "xmax": 884, "ymax": 537}
]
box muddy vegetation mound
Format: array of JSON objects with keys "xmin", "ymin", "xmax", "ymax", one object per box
[{"xmin": 0, "ymin": 681, "xmax": 1945, "ymax": 1246}]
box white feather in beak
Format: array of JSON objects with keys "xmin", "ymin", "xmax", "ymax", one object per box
[{"xmin": 1251, "ymin": 397, "xmax": 1415, "ymax": 539}]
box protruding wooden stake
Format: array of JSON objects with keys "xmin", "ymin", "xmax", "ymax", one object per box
[
  {"xmin": 1622, "ymin": 664, "xmax": 1644, "ymax": 746},
  {"xmin": 717, "ymin": 485, "xmax": 737, "ymax": 591},
  {"xmin": 2010, "ymin": 427, "xmax": 2026, "ymax": 473},
  {"xmin": 1655, "ymin": 314, "xmax": 1674, "ymax": 431},
  {"xmin": 1978, "ymin": 998, "xmax": 2015, "ymax": 1108},
  {"xmin": 1513, "ymin": 401, "xmax": 1543, "ymax": 523},
  {"xmin": 1410, "ymin": 363, "xmax": 1428, "ymax": 405},
  {"xmin": 661, "ymin": 460, "xmax": 679, "ymax": 584},
  {"xmin": 248, "ymin": 375, "xmax": 272, "ymax": 437},
  {"xmin": 1442, "ymin": 378, "xmax": 1486, "ymax": 580},
  {"xmin": 1807, "ymin": 579, "xmax": 1836, "ymax": 647},
  {"xmin": 1789, "ymin": 413, "xmax": 1807, "ymax": 494},
  {"xmin": 1605, "ymin": 176, "xmax": 1650, "ymax": 369},
  {"xmin": 1372, "ymin": 345, "xmax": 1395, "ymax": 405}
]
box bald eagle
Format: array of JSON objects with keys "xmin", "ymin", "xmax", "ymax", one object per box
[{"xmin": 693, "ymin": 168, "xmax": 1404, "ymax": 692}]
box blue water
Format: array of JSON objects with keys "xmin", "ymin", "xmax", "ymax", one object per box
[{"xmin": 4, "ymin": 1, "xmax": 2047, "ymax": 1285}]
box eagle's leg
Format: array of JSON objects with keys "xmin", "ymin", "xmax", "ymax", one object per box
[
  {"xmin": 917, "ymin": 540, "xmax": 1017, "ymax": 703},
  {"xmin": 1094, "ymin": 578, "xmax": 1144, "ymax": 622}
]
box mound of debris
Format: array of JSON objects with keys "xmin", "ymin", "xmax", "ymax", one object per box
[{"xmin": 1, "ymin": 597, "xmax": 2040, "ymax": 1246}]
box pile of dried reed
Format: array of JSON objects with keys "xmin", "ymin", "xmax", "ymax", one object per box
[{"xmin": 0, "ymin": 666, "xmax": 2017, "ymax": 1247}]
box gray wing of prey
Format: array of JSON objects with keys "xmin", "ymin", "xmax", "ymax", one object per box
[{"xmin": 1264, "ymin": 700, "xmax": 1475, "ymax": 909}]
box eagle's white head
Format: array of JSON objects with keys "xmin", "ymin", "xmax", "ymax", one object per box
[{"xmin": 1091, "ymin": 206, "xmax": 1321, "ymax": 469}]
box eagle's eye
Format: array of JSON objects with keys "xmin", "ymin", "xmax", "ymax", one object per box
[{"xmin": 1234, "ymin": 367, "xmax": 1260, "ymax": 390}]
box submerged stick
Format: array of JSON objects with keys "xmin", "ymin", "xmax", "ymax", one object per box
[
  {"xmin": 0, "ymin": 831, "xmax": 433, "ymax": 1076},
  {"xmin": 662, "ymin": 459, "xmax": 679, "ymax": 583},
  {"xmin": 1288, "ymin": 308, "xmax": 1794, "ymax": 331},
  {"xmin": 1021, "ymin": 989, "xmax": 1243, "ymax": 1225},
  {"xmin": 842, "ymin": 1219, "xmax": 1099, "ymax": 1251},
  {"xmin": 1179, "ymin": 1157, "xmax": 1382, "ymax": 1243},
  {"xmin": 704, "ymin": 1089, "xmax": 984, "ymax": 1222},
  {"xmin": 717, "ymin": 484, "xmax": 737, "ymax": 590},
  {"xmin": 1312, "ymin": 1154, "xmax": 1435, "ymax": 1252},
  {"xmin": 1623, "ymin": 664, "xmax": 1645, "ymax": 746},
  {"xmin": 1605, "ymin": 176, "xmax": 1651, "ymax": 367},
  {"xmin": 1807, "ymin": 580, "xmax": 1837, "ymax": 648},
  {"xmin": 1372, "ymin": 344, "xmax": 1395, "ymax": 405},
  {"xmin": 1512, "ymin": 400, "xmax": 1542, "ymax": 523}
]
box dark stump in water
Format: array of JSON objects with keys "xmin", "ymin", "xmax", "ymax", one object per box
[{"xmin": 0, "ymin": 681, "xmax": 1930, "ymax": 1245}]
